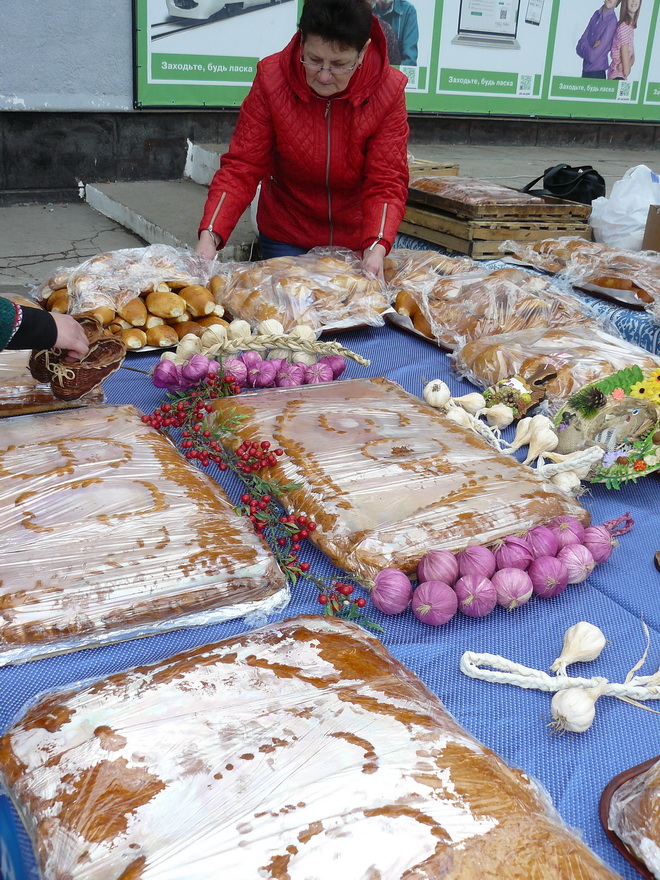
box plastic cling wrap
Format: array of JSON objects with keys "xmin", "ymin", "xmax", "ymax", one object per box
[
  {"xmin": 391, "ymin": 266, "xmax": 602, "ymax": 350},
  {"xmin": 454, "ymin": 326, "xmax": 660, "ymax": 416},
  {"xmin": 499, "ymin": 236, "xmax": 611, "ymax": 274},
  {"xmin": 0, "ymin": 349, "xmax": 104, "ymax": 417},
  {"xmin": 0, "ymin": 404, "xmax": 288, "ymax": 665},
  {"xmin": 561, "ymin": 247, "xmax": 660, "ymax": 318},
  {"xmin": 606, "ymin": 757, "xmax": 660, "ymax": 879},
  {"xmin": 219, "ymin": 247, "xmax": 390, "ymax": 333},
  {"xmin": 211, "ymin": 378, "xmax": 589, "ymax": 584},
  {"xmin": 0, "ymin": 615, "xmax": 622, "ymax": 880}
]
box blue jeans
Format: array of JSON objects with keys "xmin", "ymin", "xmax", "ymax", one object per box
[{"xmin": 258, "ymin": 233, "xmax": 309, "ymax": 260}]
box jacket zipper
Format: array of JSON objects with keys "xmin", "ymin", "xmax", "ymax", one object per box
[
  {"xmin": 207, "ymin": 191, "xmax": 227, "ymax": 235},
  {"xmin": 325, "ymin": 101, "xmax": 333, "ymax": 246},
  {"xmin": 368, "ymin": 203, "xmax": 389, "ymax": 250}
]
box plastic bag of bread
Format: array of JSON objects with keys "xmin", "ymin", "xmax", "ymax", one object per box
[
  {"xmin": 0, "ymin": 403, "xmax": 288, "ymax": 666},
  {"xmin": 384, "ymin": 247, "xmax": 476, "ymax": 285},
  {"xmin": 409, "ymin": 174, "xmax": 550, "ymax": 209},
  {"xmin": 454, "ymin": 325, "xmax": 660, "ymax": 415},
  {"xmin": 605, "ymin": 756, "xmax": 660, "ymax": 878},
  {"xmin": 561, "ymin": 245, "xmax": 660, "ymax": 316},
  {"xmin": 31, "ymin": 245, "xmax": 232, "ymax": 350},
  {"xmin": 393, "ymin": 266, "xmax": 602, "ymax": 350},
  {"xmin": 210, "ymin": 378, "xmax": 589, "ymax": 584},
  {"xmin": 499, "ymin": 236, "xmax": 610, "ymax": 274},
  {"xmin": 219, "ymin": 247, "xmax": 390, "ymax": 332},
  {"xmin": 0, "ymin": 615, "xmax": 622, "ymax": 880}
]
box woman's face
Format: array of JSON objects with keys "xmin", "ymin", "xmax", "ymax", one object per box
[
  {"xmin": 627, "ymin": 0, "xmax": 640, "ymax": 13},
  {"xmin": 300, "ymin": 35, "xmax": 367, "ymax": 97}
]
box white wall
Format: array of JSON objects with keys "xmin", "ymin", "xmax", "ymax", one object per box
[{"xmin": 0, "ymin": 0, "xmax": 134, "ymax": 111}]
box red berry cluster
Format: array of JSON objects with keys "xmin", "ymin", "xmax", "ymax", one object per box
[
  {"xmin": 142, "ymin": 373, "xmax": 241, "ymax": 470},
  {"xmin": 318, "ymin": 582, "xmax": 367, "ymax": 613},
  {"xmin": 235, "ymin": 439, "xmax": 284, "ymax": 474}
]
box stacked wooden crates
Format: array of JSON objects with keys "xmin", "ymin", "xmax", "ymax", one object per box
[{"xmin": 401, "ymin": 176, "xmax": 592, "ymax": 259}]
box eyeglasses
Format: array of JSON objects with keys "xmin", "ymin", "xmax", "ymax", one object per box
[{"xmin": 299, "ymin": 53, "xmax": 360, "ymax": 75}]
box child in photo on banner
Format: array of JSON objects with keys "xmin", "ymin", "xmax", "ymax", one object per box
[
  {"xmin": 607, "ymin": 0, "xmax": 641, "ymax": 80},
  {"xmin": 576, "ymin": 0, "xmax": 621, "ymax": 79}
]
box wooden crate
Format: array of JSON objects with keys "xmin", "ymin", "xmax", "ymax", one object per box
[
  {"xmin": 407, "ymin": 177, "xmax": 592, "ymax": 222},
  {"xmin": 401, "ymin": 204, "xmax": 592, "ymax": 260},
  {"xmin": 408, "ymin": 158, "xmax": 460, "ymax": 177}
]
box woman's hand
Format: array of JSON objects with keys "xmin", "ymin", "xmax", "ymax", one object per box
[
  {"xmin": 195, "ymin": 229, "xmax": 219, "ymax": 261},
  {"xmin": 361, "ymin": 243, "xmax": 387, "ymax": 282},
  {"xmin": 51, "ymin": 314, "xmax": 90, "ymax": 361}
]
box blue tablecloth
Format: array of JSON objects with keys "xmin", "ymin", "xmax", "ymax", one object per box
[{"xmin": 2, "ymin": 323, "xmax": 660, "ymax": 880}]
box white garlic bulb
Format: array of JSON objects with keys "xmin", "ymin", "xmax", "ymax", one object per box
[
  {"xmin": 443, "ymin": 405, "xmax": 474, "ymax": 429},
  {"xmin": 289, "ymin": 324, "xmax": 317, "ymax": 342},
  {"xmin": 550, "ymin": 622, "xmax": 606, "ymax": 675},
  {"xmin": 507, "ymin": 416, "xmax": 534, "ymax": 452},
  {"xmin": 423, "ymin": 379, "xmax": 451, "ymax": 409},
  {"xmin": 291, "ymin": 351, "xmax": 318, "ymax": 366},
  {"xmin": 550, "ymin": 471, "xmax": 582, "ymax": 494},
  {"xmin": 227, "ymin": 319, "xmax": 252, "ymax": 341},
  {"xmin": 201, "ymin": 325, "xmax": 228, "ymax": 349},
  {"xmin": 550, "ymin": 686, "xmax": 601, "ymax": 733},
  {"xmin": 257, "ymin": 319, "xmax": 284, "ymax": 337},
  {"xmin": 266, "ymin": 348, "xmax": 291, "ymax": 362},
  {"xmin": 159, "ymin": 350, "xmax": 177, "ymax": 363},
  {"xmin": 176, "ymin": 334, "xmax": 203, "ymax": 360},
  {"xmin": 523, "ymin": 426, "xmax": 559, "ymax": 466},
  {"xmin": 451, "ymin": 392, "xmax": 486, "ymax": 416},
  {"xmin": 484, "ymin": 403, "xmax": 514, "ymax": 430}
]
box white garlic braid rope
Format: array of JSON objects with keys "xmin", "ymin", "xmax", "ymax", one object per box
[
  {"xmin": 535, "ymin": 446, "xmax": 604, "ymax": 479},
  {"xmin": 49, "ymin": 363, "xmax": 76, "ymax": 386},
  {"xmin": 445, "ymin": 403, "xmax": 507, "ymax": 452},
  {"xmin": 201, "ymin": 334, "xmax": 370, "ymax": 366},
  {"xmin": 460, "ymin": 652, "xmax": 660, "ymax": 703}
]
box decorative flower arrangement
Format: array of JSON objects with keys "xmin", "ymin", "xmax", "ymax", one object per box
[
  {"xmin": 144, "ymin": 370, "xmax": 380, "ymax": 629},
  {"xmin": 554, "ymin": 365, "xmax": 660, "ymax": 489}
]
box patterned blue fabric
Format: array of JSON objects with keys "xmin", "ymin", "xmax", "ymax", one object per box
[{"xmin": 1, "ymin": 320, "xmax": 659, "ymax": 879}]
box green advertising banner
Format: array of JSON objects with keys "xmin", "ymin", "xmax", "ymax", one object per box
[{"xmin": 134, "ymin": 0, "xmax": 660, "ymax": 119}]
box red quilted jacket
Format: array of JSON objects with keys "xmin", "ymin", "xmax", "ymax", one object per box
[{"xmin": 199, "ymin": 19, "xmax": 409, "ymax": 255}]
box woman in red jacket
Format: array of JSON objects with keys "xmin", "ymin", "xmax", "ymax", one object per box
[{"xmin": 196, "ymin": 0, "xmax": 409, "ymax": 280}]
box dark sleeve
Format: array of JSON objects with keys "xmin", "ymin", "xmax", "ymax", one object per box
[{"xmin": 9, "ymin": 306, "xmax": 58, "ymax": 351}]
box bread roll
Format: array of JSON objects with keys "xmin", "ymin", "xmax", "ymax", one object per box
[
  {"xmin": 196, "ymin": 315, "xmax": 230, "ymax": 329},
  {"xmin": 145, "ymin": 290, "xmax": 187, "ymax": 319},
  {"xmin": 118, "ymin": 297, "xmax": 148, "ymax": 327},
  {"xmin": 146, "ymin": 325, "xmax": 179, "ymax": 347},
  {"xmin": 46, "ymin": 291, "xmax": 70, "ymax": 314},
  {"xmin": 173, "ymin": 321, "xmax": 205, "ymax": 340},
  {"xmin": 208, "ymin": 275, "xmax": 228, "ymax": 298},
  {"xmin": 120, "ymin": 327, "xmax": 148, "ymax": 349},
  {"xmin": 84, "ymin": 305, "xmax": 116, "ymax": 325},
  {"xmin": 179, "ymin": 285, "xmax": 215, "ymax": 318}
]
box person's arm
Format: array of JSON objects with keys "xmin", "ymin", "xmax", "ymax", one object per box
[
  {"xmin": 196, "ymin": 65, "xmax": 276, "ymax": 257},
  {"xmin": 0, "ymin": 297, "xmax": 88, "ymax": 359},
  {"xmin": 359, "ymin": 77, "xmax": 410, "ymax": 278},
  {"xmin": 399, "ymin": 3, "xmax": 419, "ymax": 65},
  {"xmin": 621, "ymin": 42, "xmax": 632, "ymax": 78}
]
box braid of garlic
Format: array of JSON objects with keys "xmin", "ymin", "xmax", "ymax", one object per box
[{"xmin": 200, "ymin": 333, "xmax": 370, "ymax": 366}]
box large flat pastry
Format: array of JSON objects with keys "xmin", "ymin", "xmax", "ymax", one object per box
[
  {"xmin": 211, "ymin": 378, "xmax": 589, "ymax": 583},
  {"xmin": 0, "ymin": 616, "xmax": 620, "ymax": 880},
  {"xmin": 0, "ymin": 404, "xmax": 287, "ymax": 664},
  {"xmin": 0, "ymin": 348, "xmax": 104, "ymax": 416},
  {"xmin": 605, "ymin": 756, "xmax": 660, "ymax": 878}
]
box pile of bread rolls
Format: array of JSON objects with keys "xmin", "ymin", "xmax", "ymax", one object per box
[{"xmin": 37, "ymin": 276, "xmax": 229, "ymax": 351}]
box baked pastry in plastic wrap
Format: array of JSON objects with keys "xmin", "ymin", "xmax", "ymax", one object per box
[
  {"xmin": 383, "ymin": 247, "xmax": 476, "ymax": 285},
  {"xmin": 219, "ymin": 247, "xmax": 390, "ymax": 332},
  {"xmin": 409, "ymin": 175, "xmax": 550, "ymax": 211},
  {"xmin": 0, "ymin": 349, "xmax": 104, "ymax": 417},
  {"xmin": 499, "ymin": 236, "xmax": 610, "ymax": 274},
  {"xmin": 211, "ymin": 378, "xmax": 589, "ymax": 584},
  {"xmin": 392, "ymin": 266, "xmax": 601, "ymax": 350},
  {"xmin": 0, "ymin": 615, "xmax": 621, "ymax": 880},
  {"xmin": 454, "ymin": 325, "xmax": 660, "ymax": 415},
  {"xmin": 606, "ymin": 757, "xmax": 660, "ymax": 879},
  {"xmin": 0, "ymin": 404, "xmax": 287, "ymax": 665},
  {"xmin": 31, "ymin": 245, "xmax": 229, "ymax": 350},
  {"xmin": 561, "ymin": 246, "xmax": 660, "ymax": 316}
]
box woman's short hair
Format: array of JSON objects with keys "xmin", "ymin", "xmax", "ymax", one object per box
[
  {"xmin": 619, "ymin": 0, "xmax": 641, "ymax": 27},
  {"xmin": 299, "ymin": 0, "xmax": 373, "ymax": 52}
]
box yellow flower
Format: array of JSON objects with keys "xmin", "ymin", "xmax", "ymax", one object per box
[
  {"xmin": 648, "ymin": 368, "xmax": 660, "ymax": 386},
  {"xmin": 630, "ymin": 381, "xmax": 653, "ymax": 400}
]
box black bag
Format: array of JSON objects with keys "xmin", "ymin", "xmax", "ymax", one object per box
[{"xmin": 521, "ymin": 163, "xmax": 606, "ymax": 206}]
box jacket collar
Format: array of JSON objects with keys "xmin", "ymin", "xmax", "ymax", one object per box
[{"xmin": 281, "ymin": 16, "xmax": 388, "ymax": 106}]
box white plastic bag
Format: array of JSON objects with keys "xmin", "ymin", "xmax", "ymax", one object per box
[{"xmin": 590, "ymin": 165, "xmax": 660, "ymax": 251}]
